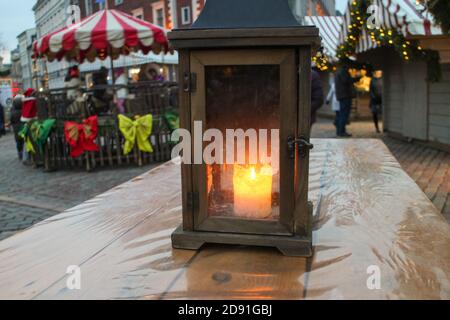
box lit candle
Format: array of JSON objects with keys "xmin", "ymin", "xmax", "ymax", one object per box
[{"xmin": 233, "ymin": 165, "xmax": 272, "ymax": 219}]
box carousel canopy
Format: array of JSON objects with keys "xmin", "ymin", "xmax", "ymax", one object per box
[{"xmin": 33, "ymin": 9, "xmax": 169, "ymax": 63}]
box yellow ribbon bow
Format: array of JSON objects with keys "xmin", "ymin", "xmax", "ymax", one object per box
[{"xmin": 118, "ymin": 114, "xmax": 154, "ymax": 155}]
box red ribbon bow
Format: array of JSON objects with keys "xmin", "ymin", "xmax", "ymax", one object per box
[{"xmin": 64, "ymin": 116, "xmax": 100, "ymax": 158}]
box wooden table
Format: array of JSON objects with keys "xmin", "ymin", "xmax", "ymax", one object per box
[{"xmin": 0, "ymin": 139, "xmax": 449, "ymax": 300}]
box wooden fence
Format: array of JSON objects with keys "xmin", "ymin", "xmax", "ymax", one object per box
[{"xmin": 31, "ymin": 81, "xmax": 178, "ymax": 172}]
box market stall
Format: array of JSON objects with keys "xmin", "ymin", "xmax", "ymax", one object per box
[{"xmin": 338, "ymin": 0, "xmax": 450, "ymax": 149}]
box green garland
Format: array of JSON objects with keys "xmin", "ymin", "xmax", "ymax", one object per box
[
  {"xmin": 313, "ymin": 51, "xmax": 334, "ymax": 72},
  {"xmin": 337, "ymin": 0, "xmax": 441, "ymax": 82}
]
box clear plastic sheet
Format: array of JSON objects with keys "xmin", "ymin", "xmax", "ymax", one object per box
[{"xmin": 0, "ymin": 139, "xmax": 449, "ymax": 300}]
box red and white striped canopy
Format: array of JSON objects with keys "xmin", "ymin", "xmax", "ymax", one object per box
[
  {"xmin": 305, "ymin": 16, "xmax": 343, "ymax": 60},
  {"xmin": 339, "ymin": 0, "xmax": 443, "ymax": 54},
  {"xmin": 33, "ymin": 9, "xmax": 170, "ymax": 63}
]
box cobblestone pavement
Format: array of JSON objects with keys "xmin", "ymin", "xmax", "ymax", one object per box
[
  {"xmin": 0, "ymin": 133, "xmax": 158, "ymax": 241},
  {"xmin": 312, "ymin": 118, "xmax": 450, "ymax": 223}
]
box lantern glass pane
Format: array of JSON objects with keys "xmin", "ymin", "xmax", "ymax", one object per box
[{"xmin": 205, "ymin": 65, "xmax": 280, "ymax": 220}]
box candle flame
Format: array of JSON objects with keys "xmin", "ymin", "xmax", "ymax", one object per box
[{"xmin": 250, "ymin": 167, "xmax": 256, "ymax": 180}]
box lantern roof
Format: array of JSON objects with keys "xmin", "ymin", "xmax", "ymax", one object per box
[{"xmin": 191, "ymin": 0, "xmax": 302, "ymax": 29}]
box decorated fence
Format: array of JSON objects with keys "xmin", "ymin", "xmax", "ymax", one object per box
[{"xmin": 24, "ymin": 82, "xmax": 179, "ymax": 172}]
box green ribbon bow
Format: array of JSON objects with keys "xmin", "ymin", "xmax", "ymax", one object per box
[
  {"xmin": 164, "ymin": 111, "xmax": 180, "ymax": 143},
  {"xmin": 19, "ymin": 124, "xmax": 35, "ymax": 154},
  {"xmin": 19, "ymin": 119, "xmax": 56, "ymax": 154}
]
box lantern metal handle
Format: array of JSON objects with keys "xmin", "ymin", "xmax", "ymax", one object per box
[{"xmin": 287, "ymin": 136, "xmax": 313, "ymax": 159}]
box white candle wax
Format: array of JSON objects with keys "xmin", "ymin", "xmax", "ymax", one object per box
[{"xmin": 233, "ymin": 165, "xmax": 272, "ymax": 219}]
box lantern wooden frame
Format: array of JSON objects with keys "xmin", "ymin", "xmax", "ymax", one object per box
[{"xmin": 169, "ymin": 26, "xmax": 320, "ymax": 257}]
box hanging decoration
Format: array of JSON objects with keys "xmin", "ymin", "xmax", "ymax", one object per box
[
  {"xmin": 163, "ymin": 111, "xmax": 181, "ymax": 144},
  {"xmin": 337, "ymin": 0, "xmax": 441, "ymax": 82},
  {"xmin": 118, "ymin": 114, "xmax": 154, "ymax": 155},
  {"xmin": 64, "ymin": 116, "xmax": 100, "ymax": 158},
  {"xmin": 30, "ymin": 119, "xmax": 56, "ymax": 154},
  {"xmin": 19, "ymin": 124, "xmax": 36, "ymax": 154},
  {"xmin": 18, "ymin": 119, "xmax": 56, "ymax": 155}
]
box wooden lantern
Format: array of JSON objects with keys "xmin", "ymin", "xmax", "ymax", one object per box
[{"xmin": 170, "ymin": 0, "xmax": 320, "ymax": 257}]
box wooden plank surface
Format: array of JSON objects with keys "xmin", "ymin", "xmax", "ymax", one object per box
[{"xmin": 0, "ymin": 139, "xmax": 449, "ymax": 300}]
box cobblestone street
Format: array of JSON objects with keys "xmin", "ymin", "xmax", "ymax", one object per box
[
  {"xmin": 0, "ymin": 133, "xmax": 157, "ymax": 241},
  {"xmin": 0, "ymin": 118, "xmax": 448, "ymax": 241}
]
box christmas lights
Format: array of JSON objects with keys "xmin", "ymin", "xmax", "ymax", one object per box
[{"xmin": 336, "ymin": 0, "xmax": 441, "ymax": 81}]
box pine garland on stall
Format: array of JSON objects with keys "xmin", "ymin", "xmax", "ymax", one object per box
[{"xmin": 337, "ymin": 0, "xmax": 442, "ymax": 82}]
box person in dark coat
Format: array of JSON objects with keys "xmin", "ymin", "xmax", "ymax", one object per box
[
  {"xmin": 369, "ymin": 71, "xmax": 383, "ymax": 133},
  {"xmin": 311, "ymin": 68, "xmax": 324, "ymax": 127},
  {"xmin": 0, "ymin": 102, "xmax": 5, "ymax": 137},
  {"xmin": 10, "ymin": 95, "xmax": 24, "ymax": 160},
  {"xmin": 334, "ymin": 59, "xmax": 360, "ymax": 137},
  {"xmin": 91, "ymin": 67, "xmax": 110, "ymax": 114}
]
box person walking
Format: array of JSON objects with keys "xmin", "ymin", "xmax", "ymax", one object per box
[
  {"xmin": 65, "ymin": 66, "xmax": 82, "ymax": 100},
  {"xmin": 0, "ymin": 101, "xmax": 6, "ymax": 137},
  {"xmin": 326, "ymin": 74, "xmax": 340, "ymax": 135},
  {"xmin": 10, "ymin": 94, "xmax": 24, "ymax": 160},
  {"xmin": 334, "ymin": 59, "xmax": 360, "ymax": 137},
  {"xmin": 369, "ymin": 71, "xmax": 383, "ymax": 133},
  {"xmin": 114, "ymin": 68, "xmax": 128, "ymax": 114},
  {"xmin": 310, "ymin": 68, "xmax": 324, "ymax": 127}
]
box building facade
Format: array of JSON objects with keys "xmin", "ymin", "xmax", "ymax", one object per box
[
  {"xmin": 17, "ymin": 29, "xmax": 37, "ymax": 90},
  {"xmin": 78, "ymin": 0, "xmax": 204, "ymax": 29},
  {"xmin": 79, "ymin": 0, "xmax": 171, "ymax": 28},
  {"xmin": 33, "ymin": 0, "xmax": 77, "ymax": 89},
  {"xmin": 79, "ymin": 0, "xmax": 335, "ymax": 29},
  {"xmin": 10, "ymin": 48, "xmax": 23, "ymax": 89}
]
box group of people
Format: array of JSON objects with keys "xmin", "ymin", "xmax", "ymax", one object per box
[
  {"xmin": 64, "ymin": 65, "xmax": 166, "ymax": 115},
  {"xmin": 311, "ymin": 58, "xmax": 383, "ymax": 136}
]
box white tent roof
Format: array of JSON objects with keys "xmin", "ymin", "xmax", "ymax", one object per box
[{"xmin": 304, "ymin": 16, "xmax": 343, "ymax": 59}]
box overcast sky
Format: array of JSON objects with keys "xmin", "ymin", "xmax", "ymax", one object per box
[
  {"xmin": 0, "ymin": 0, "xmax": 349, "ymax": 62},
  {"xmin": 0, "ymin": 0, "xmax": 35, "ymax": 62},
  {"xmin": 335, "ymin": 0, "xmax": 348, "ymax": 14}
]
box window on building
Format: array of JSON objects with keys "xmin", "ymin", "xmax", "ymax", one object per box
[
  {"xmin": 156, "ymin": 8, "xmax": 164, "ymax": 27},
  {"xmin": 152, "ymin": 1, "xmax": 166, "ymax": 28},
  {"xmin": 85, "ymin": 0, "xmax": 93, "ymax": 16},
  {"xmin": 132, "ymin": 8, "xmax": 144, "ymax": 20},
  {"xmin": 181, "ymin": 6, "xmax": 191, "ymax": 25}
]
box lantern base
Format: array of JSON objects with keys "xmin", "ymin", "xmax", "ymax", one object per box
[{"xmin": 171, "ymin": 226, "xmax": 312, "ymax": 257}]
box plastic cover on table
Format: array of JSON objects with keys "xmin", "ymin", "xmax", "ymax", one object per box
[{"xmin": 0, "ymin": 139, "xmax": 449, "ymax": 299}]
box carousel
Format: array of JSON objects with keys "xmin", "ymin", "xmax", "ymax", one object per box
[{"xmin": 22, "ymin": 8, "xmax": 179, "ymax": 171}]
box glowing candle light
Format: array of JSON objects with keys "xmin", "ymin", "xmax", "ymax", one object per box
[{"xmin": 233, "ymin": 165, "xmax": 272, "ymax": 219}]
